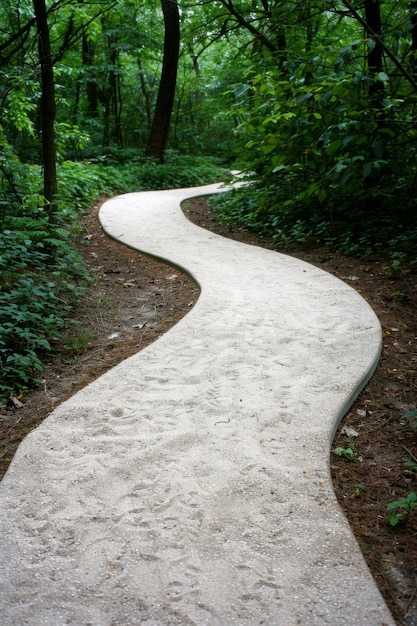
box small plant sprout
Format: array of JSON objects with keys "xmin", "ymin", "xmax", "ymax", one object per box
[
  {"xmin": 355, "ymin": 483, "xmax": 365, "ymax": 496},
  {"xmin": 404, "ymin": 460, "xmax": 417, "ymax": 475},
  {"xmin": 386, "ymin": 492, "xmax": 417, "ymax": 527},
  {"xmin": 333, "ymin": 440, "xmax": 356, "ymax": 460},
  {"xmin": 389, "ymin": 290, "xmax": 407, "ymax": 300},
  {"xmin": 383, "ymin": 259, "xmax": 401, "ymax": 277},
  {"xmin": 383, "ymin": 252, "xmax": 406, "ymax": 277}
]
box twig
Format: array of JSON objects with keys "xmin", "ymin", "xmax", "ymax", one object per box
[{"xmin": 401, "ymin": 444, "xmax": 417, "ymax": 465}]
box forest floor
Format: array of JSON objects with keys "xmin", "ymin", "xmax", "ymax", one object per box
[{"xmin": 1, "ymin": 194, "xmax": 416, "ymax": 625}]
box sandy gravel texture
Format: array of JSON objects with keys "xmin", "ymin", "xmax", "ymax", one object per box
[{"xmin": 0, "ymin": 184, "xmax": 394, "ymax": 625}]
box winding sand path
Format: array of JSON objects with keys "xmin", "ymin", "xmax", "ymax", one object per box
[{"xmin": 0, "ymin": 184, "xmax": 394, "ymax": 624}]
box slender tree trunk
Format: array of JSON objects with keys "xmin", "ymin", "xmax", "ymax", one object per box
[
  {"xmin": 138, "ymin": 59, "xmax": 152, "ymax": 131},
  {"xmin": 32, "ymin": 0, "xmax": 57, "ymax": 215},
  {"xmin": 102, "ymin": 98, "xmax": 110, "ymax": 147},
  {"xmin": 305, "ymin": 1, "xmax": 313, "ymax": 85},
  {"xmin": 73, "ymin": 80, "xmax": 80, "ymax": 124},
  {"xmin": 78, "ymin": 0, "xmax": 98, "ymax": 118},
  {"xmin": 364, "ymin": 0, "xmax": 384, "ymax": 115},
  {"xmin": 145, "ymin": 0, "xmax": 180, "ymax": 163},
  {"xmin": 342, "ymin": 0, "xmax": 417, "ymax": 92},
  {"xmin": 410, "ymin": 1, "xmax": 417, "ymax": 77},
  {"xmin": 83, "ymin": 35, "xmax": 99, "ymax": 117},
  {"xmin": 109, "ymin": 45, "xmax": 123, "ymax": 147},
  {"xmin": 116, "ymin": 69, "xmax": 123, "ymax": 148}
]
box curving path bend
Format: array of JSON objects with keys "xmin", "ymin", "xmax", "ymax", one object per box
[{"xmin": 0, "ymin": 184, "xmax": 394, "ymax": 625}]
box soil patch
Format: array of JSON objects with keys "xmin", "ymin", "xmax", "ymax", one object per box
[{"xmin": 1, "ymin": 194, "xmax": 416, "ymax": 625}]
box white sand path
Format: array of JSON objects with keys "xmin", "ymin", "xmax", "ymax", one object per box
[{"xmin": 0, "ymin": 183, "xmax": 394, "ymax": 625}]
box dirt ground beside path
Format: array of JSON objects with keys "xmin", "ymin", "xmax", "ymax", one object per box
[{"xmin": 1, "ymin": 194, "xmax": 417, "ymax": 625}]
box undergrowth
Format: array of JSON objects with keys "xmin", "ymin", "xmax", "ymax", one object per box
[
  {"xmin": 209, "ymin": 184, "xmax": 417, "ymax": 263},
  {"xmin": 0, "ymin": 152, "xmax": 227, "ymax": 399}
]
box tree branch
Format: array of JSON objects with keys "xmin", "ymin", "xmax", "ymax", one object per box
[{"xmin": 341, "ymin": 0, "xmax": 417, "ymax": 92}]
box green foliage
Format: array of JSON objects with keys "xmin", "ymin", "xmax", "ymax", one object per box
[
  {"xmin": 0, "ymin": 218, "xmax": 89, "ymax": 396},
  {"xmin": 211, "ymin": 3, "xmax": 417, "ymax": 259},
  {"xmin": 125, "ymin": 153, "xmax": 227, "ymax": 190},
  {"xmin": 55, "ymin": 123, "xmax": 91, "ymax": 162},
  {"xmin": 404, "ymin": 460, "xmax": 417, "ymax": 475},
  {"xmin": 0, "ymin": 0, "xmax": 237, "ymax": 161},
  {"xmin": 387, "ymin": 492, "xmax": 417, "ymax": 526},
  {"xmin": 0, "ymin": 150, "xmax": 90, "ymax": 397},
  {"xmin": 219, "ymin": 56, "xmax": 417, "ymax": 256},
  {"xmin": 383, "ymin": 253, "xmax": 406, "ymax": 276},
  {"xmin": 61, "ymin": 153, "xmax": 227, "ymax": 197},
  {"xmin": 0, "ymin": 278, "xmax": 65, "ymax": 393},
  {"xmin": 354, "ymin": 483, "xmax": 365, "ymax": 496},
  {"xmin": 333, "ymin": 441, "xmax": 357, "ymax": 460},
  {"xmin": 0, "ymin": 151, "xmax": 227, "ymax": 398}
]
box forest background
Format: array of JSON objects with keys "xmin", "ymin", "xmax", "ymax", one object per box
[{"xmin": 1, "ymin": 0, "xmax": 417, "ymax": 434}]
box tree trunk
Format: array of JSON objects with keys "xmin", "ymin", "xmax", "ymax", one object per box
[
  {"xmin": 109, "ymin": 44, "xmax": 123, "ymax": 147},
  {"xmin": 342, "ymin": 0, "xmax": 417, "ymax": 92},
  {"xmin": 83, "ymin": 35, "xmax": 99, "ymax": 117},
  {"xmin": 138, "ymin": 59, "xmax": 152, "ymax": 131},
  {"xmin": 78, "ymin": 0, "xmax": 99, "ymax": 118},
  {"xmin": 410, "ymin": 1, "xmax": 417, "ymax": 77},
  {"xmin": 305, "ymin": 0, "xmax": 313, "ymax": 85},
  {"xmin": 32, "ymin": 0, "xmax": 57, "ymax": 215},
  {"xmin": 145, "ymin": 0, "xmax": 180, "ymax": 163},
  {"xmin": 364, "ymin": 0, "xmax": 384, "ymax": 115}
]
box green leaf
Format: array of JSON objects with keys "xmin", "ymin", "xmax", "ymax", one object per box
[
  {"xmin": 339, "ymin": 168, "xmax": 351, "ymax": 184},
  {"xmin": 317, "ymin": 189, "xmax": 327, "ymax": 203},
  {"xmin": 368, "ymin": 39, "xmax": 376, "ymax": 52},
  {"xmin": 388, "ymin": 513, "xmax": 401, "ymax": 527},
  {"xmin": 262, "ymin": 143, "xmax": 277, "ymax": 155},
  {"xmin": 371, "ymin": 141, "xmax": 384, "ymax": 158},
  {"xmin": 334, "ymin": 161, "xmax": 347, "ymax": 173},
  {"xmin": 326, "ymin": 140, "xmax": 343, "ymax": 156},
  {"xmin": 362, "ymin": 162, "xmax": 372, "ymax": 178},
  {"xmin": 407, "ymin": 492, "xmax": 417, "ymax": 506}
]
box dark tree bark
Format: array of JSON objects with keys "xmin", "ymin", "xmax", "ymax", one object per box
[
  {"xmin": 138, "ymin": 59, "xmax": 153, "ymax": 131},
  {"xmin": 83, "ymin": 35, "xmax": 98, "ymax": 117},
  {"xmin": 109, "ymin": 44, "xmax": 123, "ymax": 147},
  {"xmin": 342, "ymin": 0, "xmax": 417, "ymax": 92},
  {"xmin": 32, "ymin": 0, "xmax": 57, "ymax": 215},
  {"xmin": 145, "ymin": 0, "xmax": 180, "ymax": 163},
  {"xmin": 410, "ymin": 1, "xmax": 417, "ymax": 77},
  {"xmin": 364, "ymin": 0, "xmax": 384, "ymax": 114},
  {"xmin": 99, "ymin": 31, "xmax": 122, "ymax": 148},
  {"xmin": 305, "ymin": 0, "xmax": 313, "ymax": 85}
]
